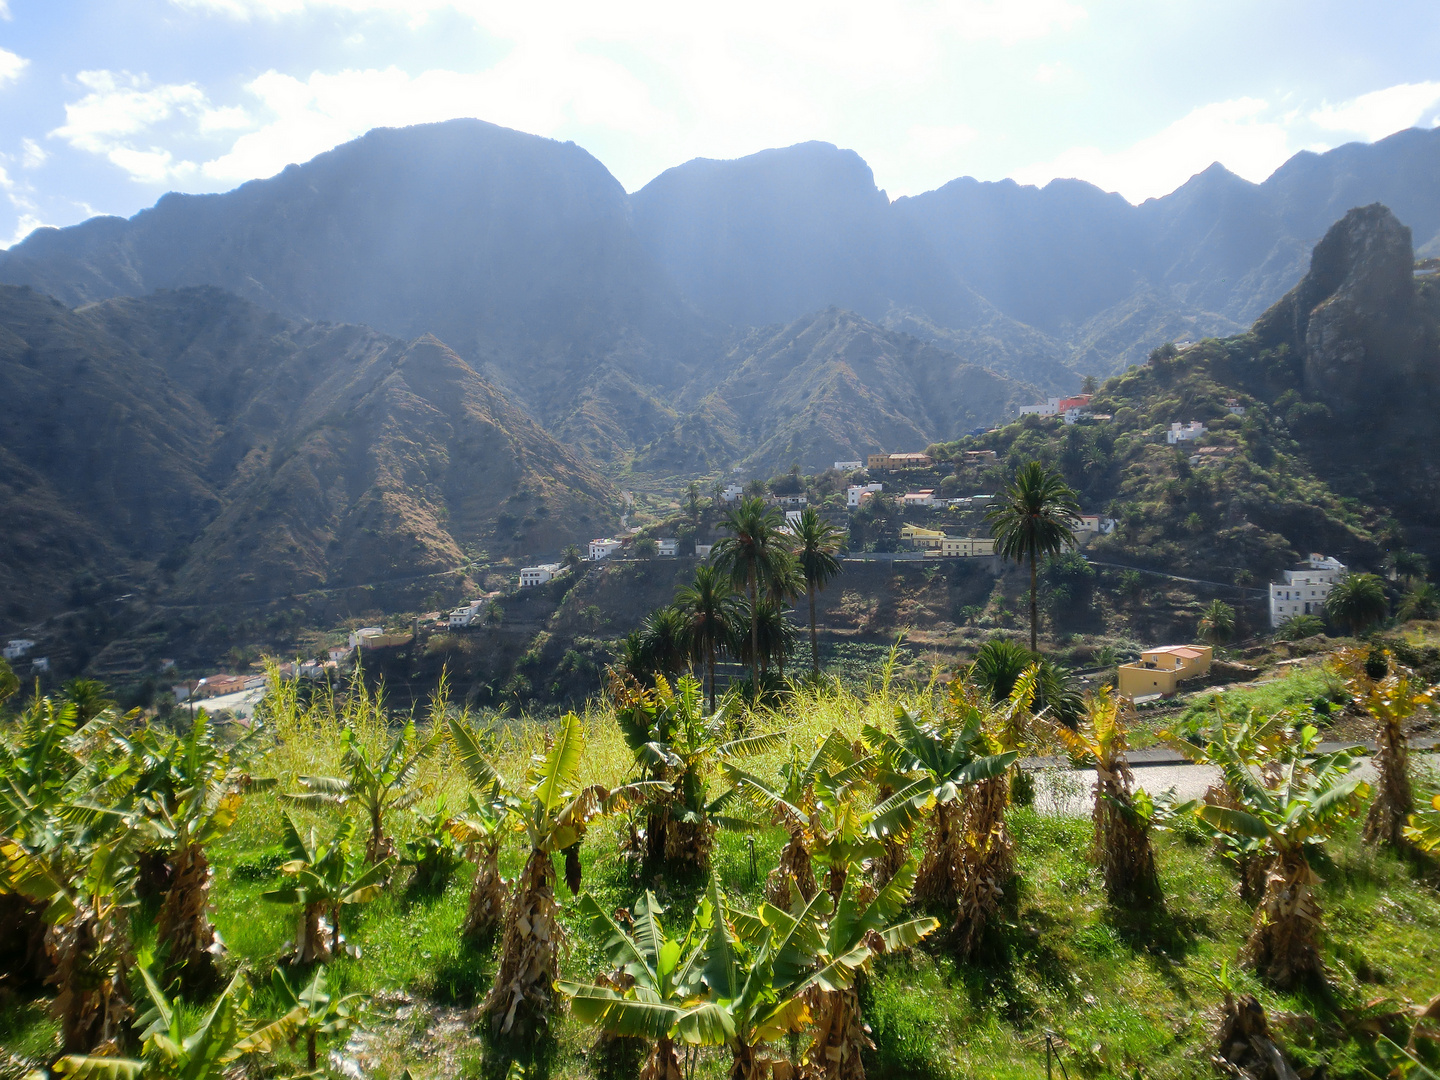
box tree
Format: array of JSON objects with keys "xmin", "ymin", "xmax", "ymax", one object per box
[
  {"xmin": 968, "ymin": 640, "xmax": 1032, "ymax": 703},
  {"xmin": 792, "ymin": 507, "xmax": 845, "ymax": 679},
  {"xmin": 675, "ymin": 564, "xmax": 738, "ymax": 713},
  {"xmin": 287, "ymin": 718, "xmax": 439, "ymax": 864},
  {"xmin": 445, "ymin": 715, "xmax": 518, "ymax": 940},
  {"xmin": 1398, "ymin": 580, "xmax": 1440, "ymax": 621},
  {"xmin": 687, "ymin": 481, "xmax": 703, "ymax": 529},
  {"xmin": 261, "ymin": 813, "xmax": 392, "ymax": 963},
  {"xmin": 561, "ymin": 545, "xmax": 585, "ymax": 574},
  {"xmin": 0, "ymin": 657, "xmax": 18, "ymax": 704},
  {"xmin": 1054, "ymin": 688, "xmax": 1161, "ymax": 906},
  {"xmin": 483, "ymin": 712, "xmax": 658, "ymax": 1037},
  {"xmin": 613, "ymin": 673, "xmax": 784, "ymax": 869},
  {"xmin": 642, "ymin": 605, "xmax": 693, "ymax": 679},
  {"xmin": 1325, "ymin": 572, "xmax": 1388, "ymax": 636},
  {"xmin": 986, "ymin": 461, "xmax": 1080, "ymax": 651},
  {"xmin": 713, "ymin": 496, "xmax": 790, "ymax": 690},
  {"xmin": 1081, "ymin": 374, "xmax": 1099, "ymax": 394},
  {"xmin": 1190, "ymin": 725, "xmax": 1370, "ymax": 988},
  {"xmin": 122, "ymin": 712, "xmax": 273, "ymax": 992},
  {"xmin": 60, "ymin": 679, "xmax": 115, "ymax": 727},
  {"xmin": 1199, "ymin": 599, "xmax": 1237, "ymax": 645}
]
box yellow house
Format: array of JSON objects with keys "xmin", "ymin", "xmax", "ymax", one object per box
[
  {"xmin": 901, "ymin": 524, "xmax": 946, "ymax": 549},
  {"xmin": 867, "ymin": 452, "xmax": 934, "ymax": 471},
  {"xmin": 939, "ymin": 536, "xmax": 995, "ymax": 557},
  {"xmin": 1117, "ymin": 645, "xmax": 1213, "ymax": 698}
]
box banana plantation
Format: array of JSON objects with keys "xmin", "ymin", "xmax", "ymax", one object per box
[{"xmin": 2, "ymin": 646, "xmax": 1439, "ymax": 1080}]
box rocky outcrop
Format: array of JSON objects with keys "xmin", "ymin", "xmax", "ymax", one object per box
[{"xmin": 1255, "ymin": 204, "xmax": 1419, "ymax": 413}]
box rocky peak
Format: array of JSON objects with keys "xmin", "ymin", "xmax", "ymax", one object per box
[{"xmin": 1254, "ymin": 203, "xmax": 1418, "ymax": 411}]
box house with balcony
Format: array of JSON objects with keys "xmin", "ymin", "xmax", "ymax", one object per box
[
  {"xmin": 1117, "ymin": 645, "xmax": 1213, "ymax": 698},
  {"xmin": 847, "ymin": 483, "xmax": 883, "ymax": 507},
  {"xmin": 937, "ymin": 536, "xmax": 996, "ymax": 557},
  {"xmin": 867, "ymin": 452, "xmax": 933, "ymax": 471},
  {"xmin": 1166, "ymin": 421, "xmax": 1206, "ymax": 444},
  {"xmin": 657, "ymin": 538, "xmax": 679, "ymax": 556},
  {"xmin": 3, "ymin": 639, "xmax": 35, "ymax": 661},
  {"xmin": 900, "ymin": 524, "xmax": 946, "ymax": 549}
]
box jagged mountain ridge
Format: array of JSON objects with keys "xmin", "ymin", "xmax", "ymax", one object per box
[
  {"xmin": 7, "ymin": 120, "xmax": 1440, "ymax": 445},
  {"xmin": 0, "ymin": 284, "xmax": 619, "ymax": 621}
]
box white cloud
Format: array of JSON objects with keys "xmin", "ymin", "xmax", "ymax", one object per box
[
  {"xmin": 0, "ymin": 47, "xmax": 27, "ymax": 87},
  {"xmin": 1034, "ymin": 61, "xmax": 1072, "ymax": 84},
  {"xmin": 5, "ymin": 213, "xmax": 49, "ymax": 248},
  {"xmin": 21, "ymin": 138, "xmax": 46, "ymax": 168},
  {"xmin": 52, "ymin": 70, "xmax": 233, "ymax": 181},
  {"xmin": 1012, "ymin": 97, "xmax": 1298, "ymax": 203},
  {"xmin": 0, "ymin": 2, "xmax": 10, "ymax": 19},
  {"xmin": 906, "ymin": 123, "xmax": 978, "ymax": 160},
  {"xmin": 202, "ymin": 60, "xmax": 666, "ymax": 181},
  {"xmin": 1310, "ymin": 81, "xmax": 1440, "ymax": 142}
]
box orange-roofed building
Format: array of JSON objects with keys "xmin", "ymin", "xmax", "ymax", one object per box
[{"xmin": 1117, "ymin": 644, "xmax": 1213, "ymax": 698}]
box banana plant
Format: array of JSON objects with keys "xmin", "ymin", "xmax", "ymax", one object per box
[
  {"xmin": 742, "ymin": 859, "xmax": 939, "ymax": 1080},
  {"xmin": 714, "ymin": 728, "xmax": 874, "ymax": 910},
  {"xmin": 1053, "ymin": 687, "xmax": 1161, "ymax": 906},
  {"xmin": 287, "ymin": 718, "xmax": 440, "ymax": 864},
  {"xmin": 482, "ymin": 711, "xmax": 664, "ymax": 1037},
  {"xmin": 270, "ymin": 966, "xmax": 368, "ymax": 1071},
  {"xmin": 556, "ymin": 891, "xmax": 714, "ymax": 1080},
  {"xmin": 400, "ymin": 796, "xmax": 465, "ymax": 892},
  {"xmin": 1184, "ymin": 724, "xmax": 1370, "ymax": 989},
  {"xmin": 55, "ymin": 965, "xmax": 305, "ymax": 1080},
  {"xmin": 116, "ymin": 711, "xmax": 274, "ymax": 991},
  {"xmin": 446, "ymin": 714, "xmax": 520, "ymax": 940},
  {"xmin": 861, "ymin": 683, "xmax": 1021, "ymax": 954},
  {"xmin": 261, "ymin": 812, "xmax": 392, "ymax": 963},
  {"xmin": 1407, "ymin": 790, "xmax": 1440, "ymax": 852},
  {"xmin": 613, "ymin": 672, "xmax": 786, "ymax": 869},
  {"xmin": 1, "ymin": 832, "xmax": 138, "ymax": 1054},
  {"xmin": 1333, "ymin": 647, "xmax": 1433, "ymax": 849}
]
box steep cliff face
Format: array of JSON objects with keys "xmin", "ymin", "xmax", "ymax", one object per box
[{"xmin": 1255, "ymin": 204, "xmax": 1423, "ymax": 412}]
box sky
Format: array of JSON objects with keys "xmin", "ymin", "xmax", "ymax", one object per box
[{"xmin": 2, "ymin": 1, "xmax": 1440, "ymax": 248}]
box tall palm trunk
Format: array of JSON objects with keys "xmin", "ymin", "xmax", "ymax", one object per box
[
  {"xmin": 809, "ymin": 584, "xmax": 820, "ymax": 679},
  {"xmin": 749, "ymin": 568, "xmax": 760, "ymax": 689},
  {"xmin": 1029, "ymin": 550, "xmax": 1039, "ymax": 652},
  {"xmin": 157, "ymin": 842, "xmax": 218, "ymax": 993},
  {"xmin": 707, "ymin": 637, "xmax": 717, "ymax": 713}
]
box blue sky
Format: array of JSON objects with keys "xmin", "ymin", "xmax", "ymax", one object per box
[{"xmin": 2, "ymin": 0, "xmax": 1439, "ymax": 247}]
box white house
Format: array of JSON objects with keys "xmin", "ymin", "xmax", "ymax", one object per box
[
  {"xmin": 3, "ymin": 639, "xmax": 35, "ymax": 661},
  {"xmin": 589, "ymin": 538, "xmax": 623, "ymax": 561},
  {"xmin": 1269, "ymin": 554, "xmax": 1348, "ymax": 627},
  {"xmin": 833, "ymin": 460, "xmax": 862, "ymax": 471},
  {"xmin": 1226, "ymin": 400, "xmax": 1247, "ymax": 416},
  {"xmin": 328, "ymin": 645, "xmax": 352, "ymax": 663},
  {"xmin": 847, "ymin": 483, "xmax": 883, "ymax": 507},
  {"xmin": 1166, "ymin": 421, "xmax": 1206, "ymax": 444},
  {"xmin": 519, "ymin": 563, "xmax": 561, "ymax": 588},
  {"xmin": 348, "ymin": 627, "xmax": 384, "ymax": 649},
  {"xmin": 31, "ymin": 657, "xmax": 49, "ymax": 673},
  {"xmin": 901, "ymin": 490, "xmax": 937, "ymax": 507},
  {"xmin": 449, "ymin": 599, "xmax": 489, "ymax": 627},
  {"xmin": 1077, "ymin": 515, "xmax": 1117, "ymax": 535},
  {"xmin": 657, "ymin": 538, "xmax": 679, "ymax": 557},
  {"xmin": 775, "ymin": 494, "xmax": 808, "ymax": 508},
  {"xmin": 721, "ymin": 484, "xmax": 744, "ymax": 502},
  {"xmin": 695, "ymin": 543, "xmax": 714, "ymax": 558},
  {"xmin": 784, "ymin": 510, "xmax": 804, "ymax": 529}
]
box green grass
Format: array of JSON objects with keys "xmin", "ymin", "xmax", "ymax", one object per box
[{"xmin": 7, "ymin": 671, "xmax": 1440, "ymax": 1080}]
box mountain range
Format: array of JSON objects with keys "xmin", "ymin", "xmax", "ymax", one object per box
[{"xmin": 5, "ymin": 118, "xmax": 1440, "ymax": 633}]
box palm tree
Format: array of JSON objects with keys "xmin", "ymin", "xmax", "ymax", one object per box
[
  {"xmin": 269, "ymin": 967, "xmax": 367, "ymax": 1072},
  {"xmin": 60, "ymin": 678, "xmax": 114, "ymax": 727},
  {"xmin": 713, "ymin": 496, "xmax": 789, "ymax": 689},
  {"xmin": 561, "ymin": 544, "xmax": 585, "ymax": 574},
  {"xmin": 986, "ymin": 461, "xmax": 1081, "ymax": 651},
  {"xmin": 641, "ymin": 605, "xmax": 693, "ymax": 679},
  {"xmin": 286, "ymin": 719, "xmax": 439, "ymax": 864},
  {"xmin": 675, "ymin": 564, "xmax": 737, "ymax": 712},
  {"xmin": 261, "ymin": 813, "xmax": 392, "ymax": 963},
  {"xmin": 1191, "ymin": 727, "xmax": 1370, "ymax": 988},
  {"xmin": 1325, "ymin": 572, "xmax": 1388, "ymax": 635},
  {"xmin": 792, "ymin": 507, "xmax": 845, "ymax": 679},
  {"xmin": 1199, "ymin": 599, "xmax": 1237, "ymax": 645},
  {"xmin": 1337, "ymin": 648, "xmax": 1426, "ymax": 849}
]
